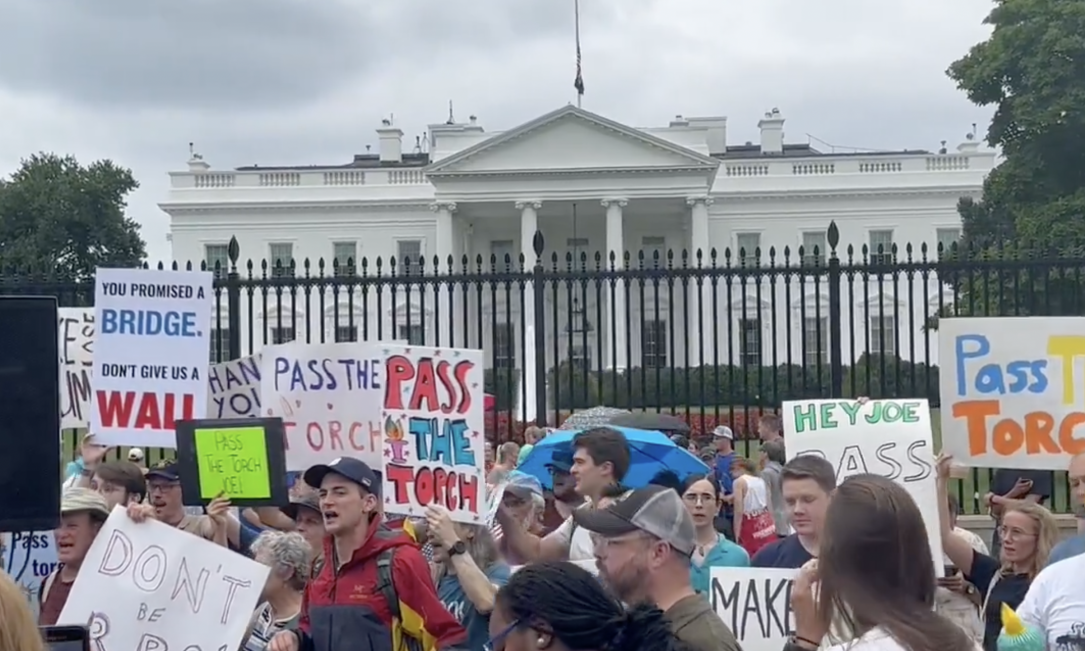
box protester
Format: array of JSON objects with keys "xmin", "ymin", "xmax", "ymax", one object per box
[
  {"xmin": 243, "ymin": 531, "xmax": 311, "ymax": 651},
  {"xmin": 787, "ymin": 474, "xmax": 974, "ymax": 651},
  {"xmin": 576, "ymin": 484, "xmax": 741, "ymax": 651},
  {"xmin": 39, "ymin": 488, "xmax": 110, "ymax": 625},
  {"xmin": 1045, "ymin": 451, "xmax": 1085, "ymax": 565},
  {"xmin": 128, "ymin": 460, "xmax": 230, "ymax": 546},
  {"xmin": 267, "ymin": 457, "xmax": 466, "ymax": 651},
  {"xmin": 758, "ymin": 439, "xmax": 789, "ymax": 538},
  {"xmin": 62, "ymin": 433, "xmax": 110, "ymax": 488},
  {"xmin": 427, "ymin": 504, "xmax": 511, "ymax": 650},
  {"xmin": 679, "ymin": 474, "xmax": 749, "ymax": 594},
  {"xmin": 757, "ymin": 413, "xmax": 782, "ymax": 442},
  {"xmin": 935, "ymin": 492, "xmax": 988, "ymax": 645},
  {"xmin": 518, "ymin": 425, "xmax": 544, "ymax": 466},
  {"xmin": 985, "ymin": 467, "xmax": 1052, "ymax": 557},
  {"xmin": 539, "ymin": 450, "xmax": 587, "ymax": 532},
  {"xmin": 0, "ymin": 570, "xmax": 45, "ymax": 651},
  {"xmin": 127, "ymin": 447, "xmax": 145, "ymax": 467},
  {"xmin": 493, "ymin": 471, "xmax": 546, "ymax": 564},
  {"xmin": 489, "ymin": 442, "xmax": 521, "ymax": 484},
  {"xmin": 278, "ymin": 493, "xmax": 326, "ymax": 575},
  {"xmin": 485, "ymin": 441, "xmax": 496, "ymax": 476},
  {"xmin": 89, "ymin": 460, "xmax": 147, "ymax": 510},
  {"xmin": 752, "ymin": 454, "xmax": 836, "ymax": 568},
  {"xmin": 499, "ymin": 427, "xmax": 629, "ymax": 563},
  {"xmin": 937, "ymin": 455, "xmax": 1059, "ymax": 651},
  {"xmin": 487, "ymin": 561, "xmax": 696, "ymax": 651},
  {"xmin": 730, "ymin": 457, "xmax": 776, "ymax": 555},
  {"xmin": 698, "ymin": 449, "xmax": 716, "ymax": 470},
  {"xmin": 710, "ymin": 426, "xmax": 736, "ymax": 537}
]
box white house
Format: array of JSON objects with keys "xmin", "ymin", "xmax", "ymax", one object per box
[{"xmin": 161, "ymin": 105, "xmax": 994, "ymax": 371}]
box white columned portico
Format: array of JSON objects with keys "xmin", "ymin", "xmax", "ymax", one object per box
[
  {"xmin": 687, "ymin": 196, "xmax": 713, "ymax": 364},
  {"xmin": 431, "ymin": 201, "xmax": 456, "ymax": 346},
  {"xmin": 602, "ymin": 198, "xmax": 628, "ymax": 370}
]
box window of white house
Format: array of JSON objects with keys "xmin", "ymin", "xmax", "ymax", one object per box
[
  {"xmin": 739, "ymin": 319, "xmax": 762, "ymax": 366},
  {"xmin": 490, "ymin": 239, "xmax": 515, "ymax": 269},
  {"xmin": 398, "ymin": 324, "xmax": 425, "ymax": 346},
  {"xmin": 333, "ymin": 241, "xmax": 357, "ymax": 276},
  {"xmin": 569, "ymin": 344, "xmax": 592, "ymax": 367},
  {"xmin": 642, "ymin": 320, "xmax": 667, "ymax": 367},
  {"xmin": 801, "ymin": 232, "xmax": 827, "ymax": 267},
  {"xmin": 205, "ymin": 244, "xmax": 229, "ymax": 276},
  {"xmin": 870, "ymin": 315, "xmax": 897, "ymax": 356},
  {"xmin": 209, "ymin": 328, "xmax": 229, "ymax": 362},
  {"xmin": 641, "ymin": 236, "xmax": 666, "ymax": 266},
  {"xmin": 869, "ymin": 230, "xmax": 895, "ymax": 265},
  {"xmin": 736, "ymin": 233, "xmax": 761, "ymax": 266},
  {"xmin": 803, "ymin": 316, "xmax": 828, "ymax": 367},
  {"xmin": 396, "ymin": 239, "xmax": 423, "ymax": 275},
  {"xmin": 269, "ymin": 243, "xmax": 294, "ymax": 278},
  {"xmin": 271, "ymin": 326, "xmax": 296, "ymax": 344},
  {"xmin": 493, "ymin": 323, "xmax": 515, "ymax": 369},
  {"xmin": 936, "ymin": 228, "xmax": 961, "ymax": 256},
  {"xmin": 334, "ymin": 325, "xmax": 357, "ymax": 343}
]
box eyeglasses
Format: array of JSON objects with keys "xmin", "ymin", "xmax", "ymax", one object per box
[
  {"xmin": 997, "ymin": 526, "xmax": 1038, "ymax": 541},
  {"xmin": 483, "ymin": 620, "xmax": 520, "ymax": 651},
  {"xmin": 682, "ymin": 493, "xmax": 715, "ymax": 505}
]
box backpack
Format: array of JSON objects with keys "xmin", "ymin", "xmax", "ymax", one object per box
[{"xmin": 374, "ymin": 548, "xmax": 426, "ymax": 651}]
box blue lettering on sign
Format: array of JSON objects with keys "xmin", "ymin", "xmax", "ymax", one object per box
[
  {"xmin": 273, "ymin": 357, "xmax": 384, "ymax": 392},
  {"xmin": 100, "ymin": 309, "xmax": 199, "ymax": 337},
  {"xmin": 408, "ymin": 416, "xmax": 475, "ymax": 466},
  {"xmin": 954, "ymin": 334, "xmax": 1048, "ymax": 396}
]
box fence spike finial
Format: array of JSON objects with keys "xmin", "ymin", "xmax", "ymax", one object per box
[{"xmin": 827, "ymin": 221, "xmax": 840, "ymax": 249}]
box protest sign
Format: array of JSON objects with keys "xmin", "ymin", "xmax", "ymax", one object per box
[
  {"xmin": 783, "ymin": 398, "xmax": 944, "ymax": 575},
  {"xmin": 59, "ymin": 307, "xmax": 95, "ymax": 429},
  {"xmin": 175, "ymin": 418, "xmax": 288, "ymax": 507},
  {"xmin": 58, "ymin": 507, "xmax": 267, "ymax": 651},
  {"xmin": 939, "ymin": 316, "xmax": 1085, "ymax": 470},
  {"xmin": 710, "ymin": 568, "xmax": 797, "ymax": 651},
  {"xmin": 381, "ymin": 345, "xmax": 486, "ymax": 523},
  {"xmin": 261, "ymin": 342, "xmax": 385, "ymax": 471},
  {"xmin": 91, "ymin": 269, "xmax": 213, "ymax": 447},
  {"xmin": 0, "ymin": 531, "xmax": 58, "ymax": 615},
  {"xmin": 207, "ymin": 354, "xmax": 261, "ymax": 419}
]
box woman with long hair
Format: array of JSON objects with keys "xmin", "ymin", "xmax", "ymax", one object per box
[
  {"xmin": 427, "ymin": 504, "xmax": 511, "ymax": 650},
  {"xmin": 0, "ymin": 570, "xmax": 45, "ymax": 651},
  {"xmin": 936, "ymin": 455, "xmax": 1059, "ymax": 651},
  {"xmin": 788, "ymin": 473, "xmax": 975, "ymax": 651},
  {"xmin": 730, "ymin": 457, "xmax": 776, "ymax": 555},
  {"xmin": 486, "ymin": 561, "xmax": 696, "ymax": 651},
  {"xmin": 680, "ymin": 473, "xmax": 749, "ymax": 594}
]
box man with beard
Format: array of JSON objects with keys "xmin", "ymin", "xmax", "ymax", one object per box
[
  {"xmin": 576, "ymin": 485, "xmax": 740, "ymax": 651},
  {"xmin": 539, "ymin": 451, "xmax": 586, "ymax": 532}
]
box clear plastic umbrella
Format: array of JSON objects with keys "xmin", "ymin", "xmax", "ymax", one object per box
[{"xmin": 558, "ymin": 406, "xmax": 632, "ymax": 430}]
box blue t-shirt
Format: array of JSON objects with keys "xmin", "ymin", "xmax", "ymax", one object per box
[
  {"xmin": 1047, "ymin": 534, "xmax": 1085, "ymax": 567},
  {"xmin": 751, "ymin": 534, "xmax": 813, "ymax": 569},
  {"xmin": 713, "ymin": 453, "xmax": 735, "ymax": 515},
  {"xmin": 690, "ymin": 533, "xmax": 750, "ymax": 594},
  {"xmin": 438, "ymin": 563, "xmax": 511, "ymax": 650}
]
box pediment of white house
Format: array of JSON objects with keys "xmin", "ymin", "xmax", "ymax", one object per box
[{"xmin": 426, "ymin": 105, "xmax": 720, "ymax": 178}]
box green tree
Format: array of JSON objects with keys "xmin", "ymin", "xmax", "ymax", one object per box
[
  {"xmin": 944, "ymin": 0, "xmax": 1085, "ymax": 317},
  {"xmin": 0, "ymin": 153, "xmax": 146, "ymax": 279}
]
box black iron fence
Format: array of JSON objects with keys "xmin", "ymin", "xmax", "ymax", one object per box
[{"xmin": 8, "ymin": 221, "xmax": 1085, "ymax": 513}]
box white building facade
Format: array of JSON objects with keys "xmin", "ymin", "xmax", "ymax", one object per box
[{"xmin": 162, "ymin": 105, "xmax": 995, "ymax": 371}]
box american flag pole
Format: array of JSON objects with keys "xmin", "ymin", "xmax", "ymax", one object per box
[{"xmin": 574, "ymin": 0, "xmax": 584, "ymax": 106}]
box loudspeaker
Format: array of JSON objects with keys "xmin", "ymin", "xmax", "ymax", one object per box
[{"xmin": 0, "ymin": 296, "xmax": 61, "ymax": 532}]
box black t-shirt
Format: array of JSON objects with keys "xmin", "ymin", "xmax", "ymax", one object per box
[
  {"xmin": 990, "ymin": 469, "xmax": 1052, "ymax": 504},
  {"xmin": 751, "ymin": 534, "xmax": 814, "ymax": 569},
  {"xmin": 965, "ymin": 550, "xmax": 1032, "ymax": 651}
]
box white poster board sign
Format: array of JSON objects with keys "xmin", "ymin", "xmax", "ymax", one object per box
[
  {"xmin": 208, "ymin": 354, "xmax": 261, "ymax": 419},
  {"xmin": 58, "ymin": 507, "xmax": 267, "ymax": 651},
  {"xmin": 91, "ymin": 268, "xmax": 213, "ymax": 447},
  {"xmin": 0, "ymin": 531, "xmax": 58, "ymax": 615},
  {"xmin": 938, "ymin": 316, "xmax": 1085, "ymax": 470},
  {"xmin": 782, "ymin": 398, "xmax": 944, "ymax": 576},
  {"xmin": 59, "ymin": 308, "xmax": 95, "ymax": 429},
  {"xmin": 710, "ymin": 567, "xmax": 797, "ymax": 651}
]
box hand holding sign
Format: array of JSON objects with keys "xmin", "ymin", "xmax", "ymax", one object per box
[{"xmin": 425, "ymin": 504, "xmax": 460, "ymax": 549}]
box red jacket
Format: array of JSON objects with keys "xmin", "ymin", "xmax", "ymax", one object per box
[{"xmin": 298, "ymin": 519, "xmax": 466, "ymax": 651}]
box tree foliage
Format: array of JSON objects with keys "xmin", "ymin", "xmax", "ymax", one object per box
[
  {"xmin": 0, "ymin": 153, "xmax": 147, "ymax": 279},
  {"xmin": 944, "ymin": 0, "xmax": 1085, "ymax": 317}
]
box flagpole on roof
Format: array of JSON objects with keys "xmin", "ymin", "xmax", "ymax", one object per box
[{"xmin": 574, "ymin": 0, "xmax": 585, "ymax": 107}]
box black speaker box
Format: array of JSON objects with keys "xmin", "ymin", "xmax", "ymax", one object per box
[{"xmin": 0, "ymin": 296, "xmax": 61, "ymax": 532}]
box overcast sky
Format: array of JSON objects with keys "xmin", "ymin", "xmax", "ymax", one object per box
[{"xmin": 0, "ymin": 0, "xmax": 995, "ymax": 264}]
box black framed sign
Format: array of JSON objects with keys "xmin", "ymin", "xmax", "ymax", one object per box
[{"xmin": 174, "ymin": 417, "xmax": 288, "ymax": 507}]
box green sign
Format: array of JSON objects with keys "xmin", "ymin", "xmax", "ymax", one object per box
[{"xmin": 194, "ymin": 426, "xmax": 271, "ymax": 500}]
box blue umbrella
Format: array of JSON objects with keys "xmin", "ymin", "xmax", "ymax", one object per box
[{"xmin": 517, "ymin": 426, "xmax": 709, "ymax": 490}]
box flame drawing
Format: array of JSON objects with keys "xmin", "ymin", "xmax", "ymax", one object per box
[{"xmin": 385, "ymin": 416, "xmax": 408, "ymax": 463}]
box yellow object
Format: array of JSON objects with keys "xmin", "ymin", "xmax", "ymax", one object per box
[
  {"xmin": 1002, "ymin": 602, "xmax": 1025, "ymax": 636},
  {"xmin": 195, "ymin": 426, "xmax": 271, "ymax": 499}
]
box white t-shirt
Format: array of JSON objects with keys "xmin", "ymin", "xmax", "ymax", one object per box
[
  {"xmin": 1017, "ymin": 550, "xmax": 1085, "ymax": 649},
  {"xmin": 550, "ymin": 512, "xmax": 596, "ymax": 561}
]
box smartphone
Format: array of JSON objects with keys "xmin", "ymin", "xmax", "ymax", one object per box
[
  {"xmin": 943, "ymin": 564, "xmax": 958, "ymax": 577},
  {"xmin": 40, "ymin": 625, "xmax": 89, "ymax": 651}
]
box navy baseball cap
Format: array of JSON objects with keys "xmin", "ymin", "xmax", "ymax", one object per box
[
  {"xmin": 146, "ymin": 461, "xmax": 180, "ymax": 482},
  {"xmin": 303, "ymin": 457, "xmax": 380, "ymax": 495}
]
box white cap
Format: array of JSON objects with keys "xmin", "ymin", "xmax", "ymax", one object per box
[
  {"xmin": 128, "ymin": 448, "xmax": 145, "ymax": 462},
  {"xmin": 712, "ymin": 425, "xmax": 734, "ymax": 440}
]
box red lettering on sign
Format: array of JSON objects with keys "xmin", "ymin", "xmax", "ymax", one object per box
[
  {"xmin": 383, "ymin": 355, "xmax": 476, "ymax": 415},
  {"xmin": 386, "ymin": 463, "xmax": 479, "ymax": 513},
  {"xmin": 95, "ymin": 391, "xmax": 194, "ymax": 430}
]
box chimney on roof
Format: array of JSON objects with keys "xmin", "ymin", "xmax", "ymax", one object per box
[
  {"xmin": 464, "ymin": 114, "xmax": 483, "ymax": 133},
  {"xmin": 758, "ymin": 108, "xmax": 784, "ymax": 155},
  {"xmin": 957, "ymin": 131, "xmax": 979, "ymax": 154},
  {"xmin": 377, "ymin": 118, "xmax": 403, "ymax": 163}
]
